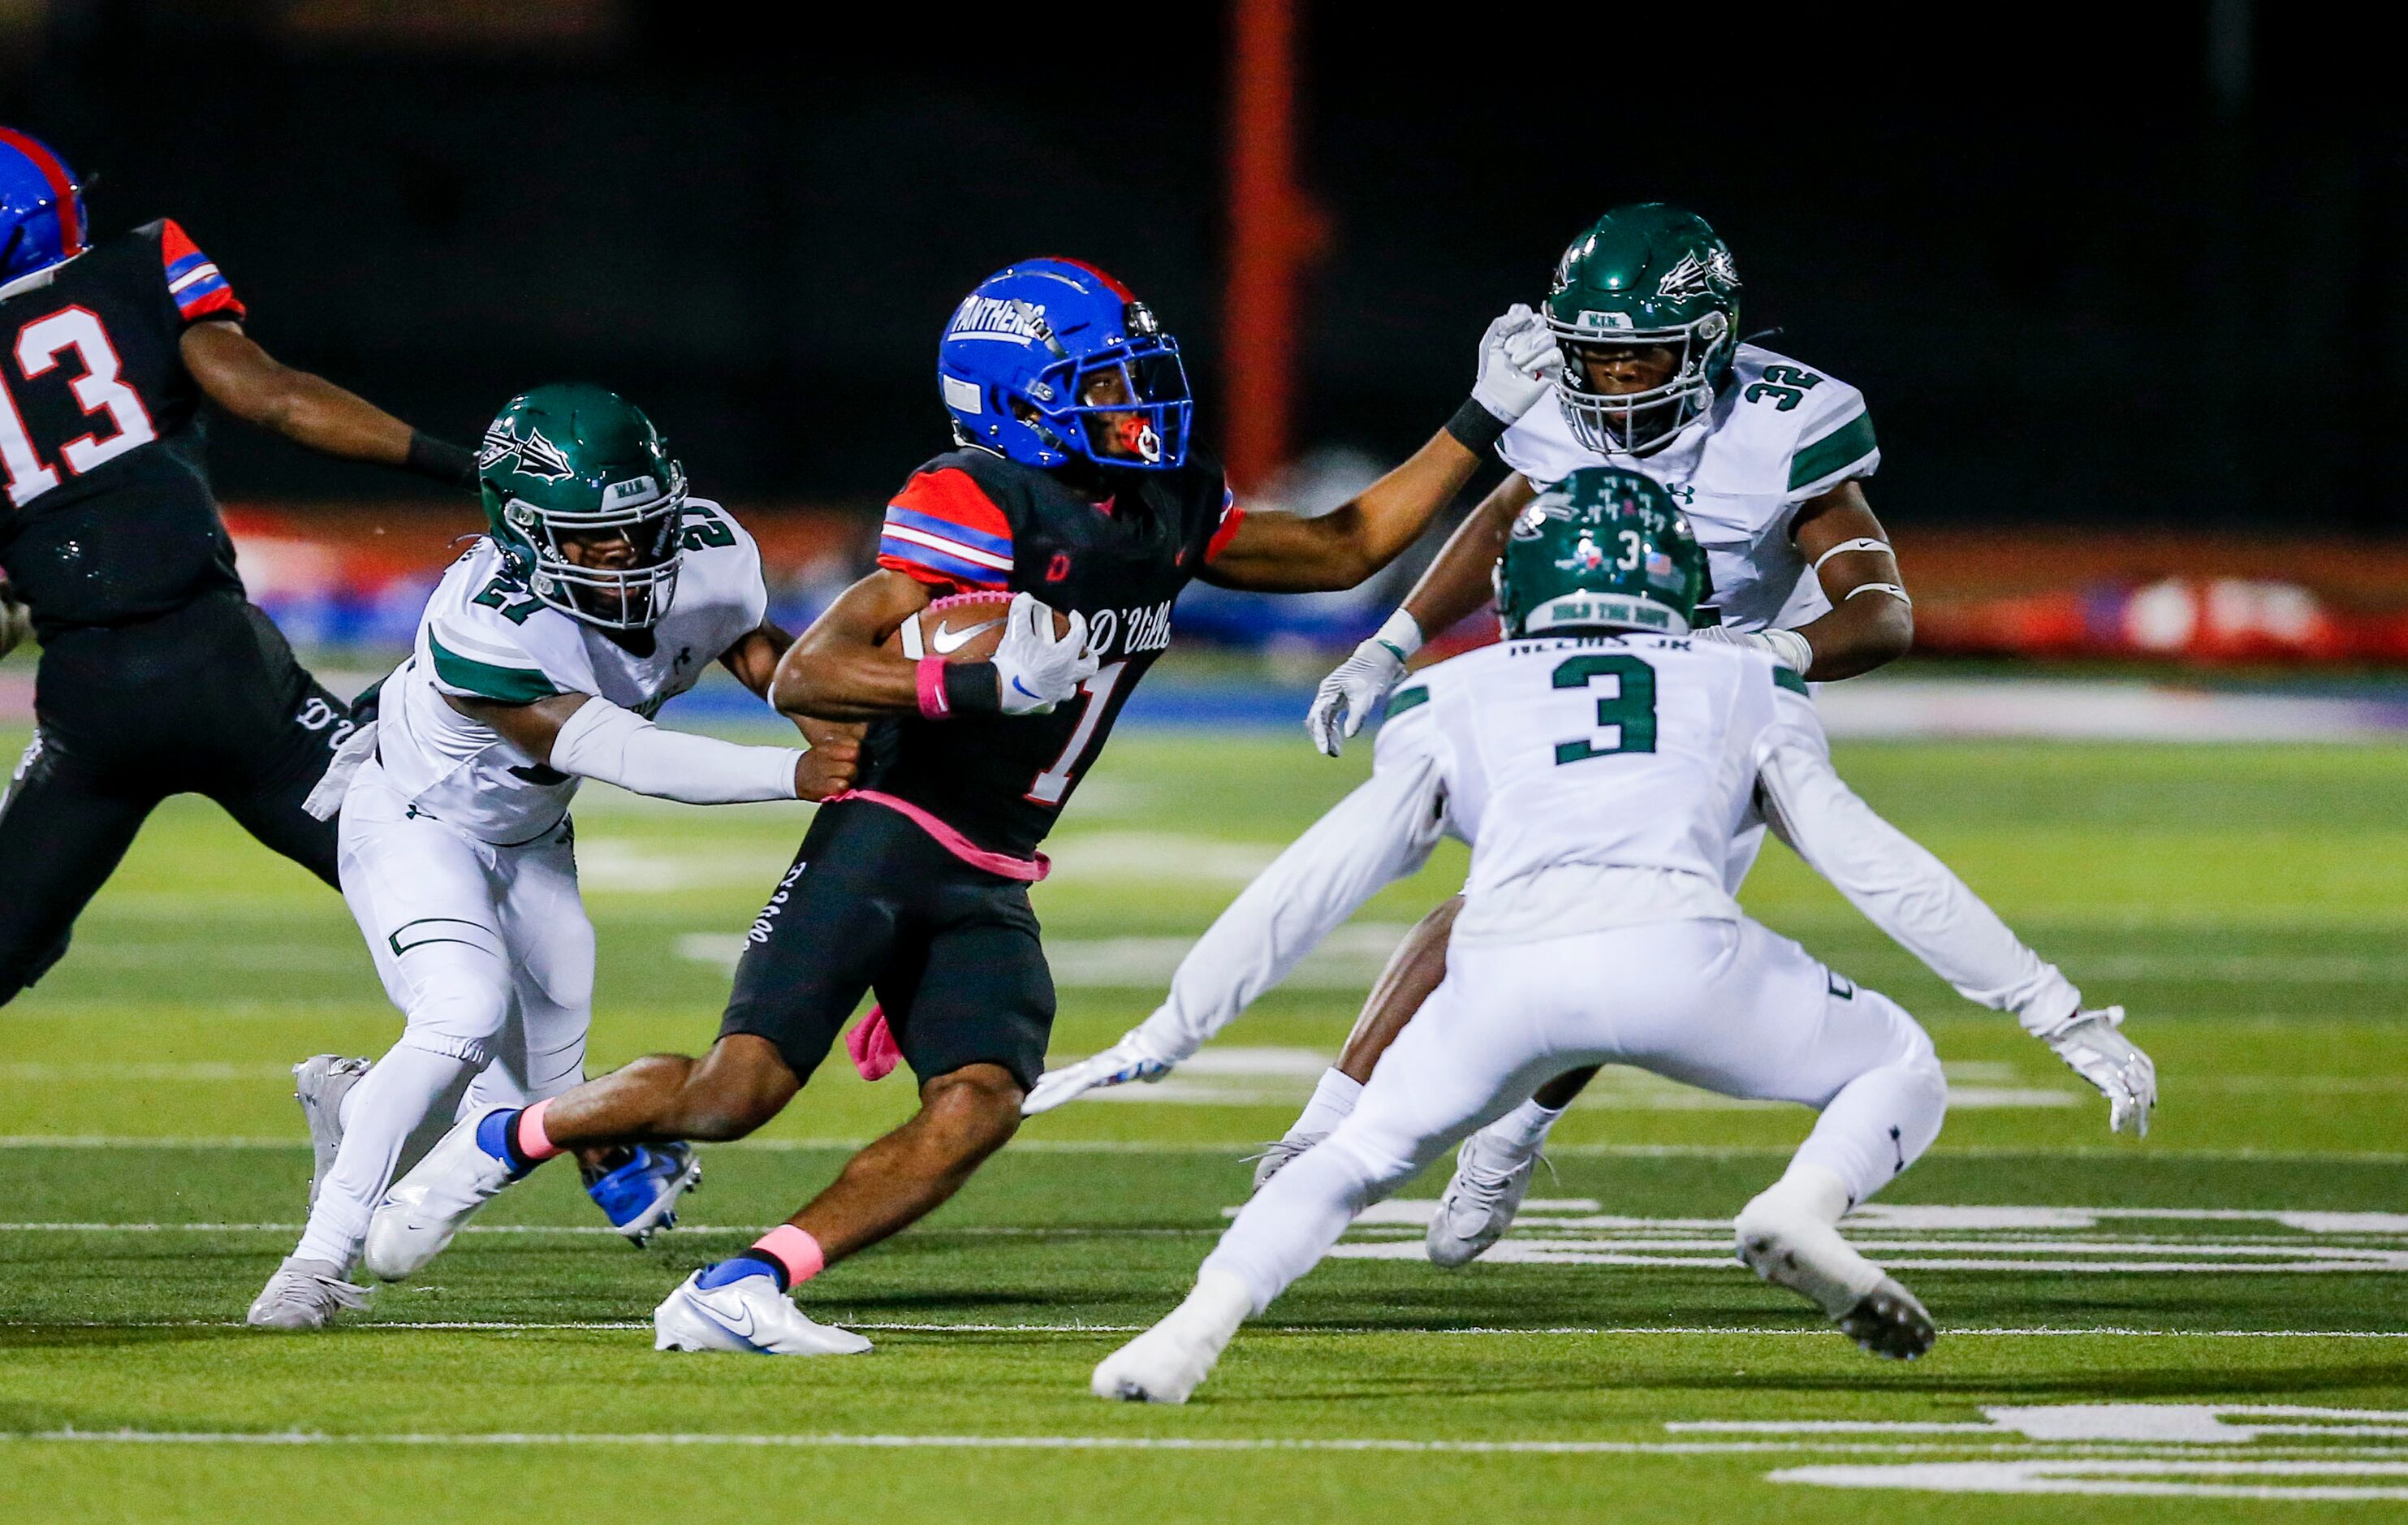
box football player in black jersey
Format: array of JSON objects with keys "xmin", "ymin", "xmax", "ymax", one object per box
[
  {"xmin": 0, "ymin": 128, "xmax": 478, "ymax": 1004},
  {"xmin": 369, "ymin": 256, "xmax": 1566, "ymax": 1352}
]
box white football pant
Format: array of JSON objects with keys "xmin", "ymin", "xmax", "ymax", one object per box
[
  {"xmin": 1200, "ymin": 916, "xmax": 1948, "ymax": 1311},
  {"xmin": 292, "ymin": 766, "xmax": 593, "ymax": 1268}
]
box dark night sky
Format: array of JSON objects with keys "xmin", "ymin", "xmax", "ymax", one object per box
[{"xmin": 5, "ymin": 1, "xmax": 2404, "ymax": 530}]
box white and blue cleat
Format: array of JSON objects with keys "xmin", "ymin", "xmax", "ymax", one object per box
[
  {"xmin": 654, "ymin": 1260, "xmax": 872, "ymax": 1355},
  {"xmin": 585, "ymin": 1143, "xmax": 701, "ymax": 1246},
  {"xmin": 363, "ymin": 1108, "xmax": 529, "ymax": 1281}
]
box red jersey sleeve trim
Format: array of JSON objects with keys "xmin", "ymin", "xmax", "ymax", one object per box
[
  {"xmin": 1203, "ymin": 494, "xmax": 1246, "ymax": 564},
  {"xmin": 878, "ymin": 467, "xmax": 1015, "ymax": 589},
  {"xmin": 158, "ymin": 218, "xmax": 247, "ymax": 324}
]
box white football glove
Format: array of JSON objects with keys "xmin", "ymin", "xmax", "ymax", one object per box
[
  {"xmin": 1021, "ymin": 1029, "xmax": 1178, "ymax": 1116},
  {"xmin": 1306, "ymin": 610, "xmax": 1420, "ymax": 758},
  {"xmin": 1693, "ymin": 624, "xmax": 1815, "ymax": 675},
  {"xmin": 990, "ymin": 592, "xmax": 1097, "ymax": 716},
  {"xmin": 1469, "ymin": 303, "xmax": 1564, "ymax": 426},
  {"xmin": 2039, "ymin": 1005, "xmax": 2156, "ymax": 1138}
]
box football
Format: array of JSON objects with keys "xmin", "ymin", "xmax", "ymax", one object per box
[{"xmin": 885, "ymin": 591, "xmax": 1070, "ymax": 663}]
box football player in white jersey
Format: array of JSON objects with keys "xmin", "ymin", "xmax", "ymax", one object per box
[
  {"xmin": 1030, "ymin": 205, "xmax": 1920, "ymax": 1252},
  {"xmin": 1090, "ymin": 471, "xmax": 2154, "ymax": 1402},
  {"xmin": 248, "ymin": 385, "xmax": 859, "ymax": 1329}
]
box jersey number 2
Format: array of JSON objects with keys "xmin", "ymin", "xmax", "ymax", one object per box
[
  {"xmin": 0, "ymin": 306, "xmax": 161, "ymax": 508},
  {"xmin": 1551, "ymin": 654, "xmax": 1657, "ymax": 763},
  {"xmin": 1025, "ymin": 660, "xmax": 1128, "ymax": 806}
]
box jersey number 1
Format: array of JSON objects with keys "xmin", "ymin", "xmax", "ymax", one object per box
[
  {"xmin": 0, "ymin": 306, "xmax": 161, "ymax": 508},
  {"xmin": 1551, "ymin": 654, "xmax": 1657, "ymax": 763},
  {"xmin": 1025, "ymin": 660, "xmax": 1128, "ymax": 806}
]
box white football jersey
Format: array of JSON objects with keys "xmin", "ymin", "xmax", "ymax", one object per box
[
  {"xmin": 1497, "ymin": 344, "xmax": 1879, "ymax": 633},
  {"xmin": 368, "ymin": 498, "xmax": 769, "ymax": 842},
  {"xmin": 1377, "ymin": 633, "xmax": 1796, "ymax": 938}
]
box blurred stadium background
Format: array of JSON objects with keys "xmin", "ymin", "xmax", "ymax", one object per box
[{"xmin": 9, "ymin": 0, "xmax": 2408, "ymax": 732}]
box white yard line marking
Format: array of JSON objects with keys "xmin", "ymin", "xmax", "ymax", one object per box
[
  {"xmin": 1, "ymin": 1318, "xmax": 2399, "ymax": 1337},
  {"xmin": 1, "ymin": 1136, "xmax": 2402, "ymax": 1162},
  {"xmin": 3, "ymin": 1430, "xmax": 2405, "ymax": 1457}
]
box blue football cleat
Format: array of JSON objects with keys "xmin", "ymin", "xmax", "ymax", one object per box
[{"xmin": 587, "ymin": 1143, "xmax": 702, "ymax": 1246}]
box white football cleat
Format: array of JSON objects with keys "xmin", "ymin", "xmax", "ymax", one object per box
[
  {"xmin": 1734, "ymin": 1186, "xmax": 1935, "ymax": 1360},
  {"xmin": 292, "ymin": 1055, "xmax": 372, "ymax": 1209},
  {"xmin": 1425, "ymin": 1130, "xmax": 1539, "ymax": 1268},
  {"xmin": 1247, "ymin": 1131, "xmax": 1324, "ymax": 1195},
  {"xmin": 1090, "ymin": 1269, "xmax": 1251, "ymax": 1403},
  {"xmin": 246, "ymin": 1257, "xmax": 370, "ymax": 1331},
  {"xmin": 653, "ymin": 1264, "xmax": 873, "ymax": 1355},
  {"xmin": 363, "ymin": 1108, "xmax": 525, "ymax": 1281}
]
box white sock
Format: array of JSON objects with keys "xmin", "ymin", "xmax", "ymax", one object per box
[
  {"xmin": 1733, "ymin": 1163, "xmax": 1882, "ymax": 1317},
  {"xmin": 1485, "ymin": 1096, "xmax": 1566, "ymax": 1156},
  {"xmin": 1161, "ymin": 1267, "xmax": 1254, "ymax": 1349},
  {"xmin": 1287, "ymin": 1067, "xmax": 1362, "ymax": 1139},
  {"xmin": 294, "ymin": 1044, "xmax": 475, "ymax": 1268}
]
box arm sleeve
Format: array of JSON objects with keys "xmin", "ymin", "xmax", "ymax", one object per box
[
  {"xmin": 548, "ymin": 698, "xmax": 801, "ymax": 806},
  {"xmin": 1133, "ymin": 751, "xmax": 1450, "ymax": 1063},
  {"xmin": 876, "ymin": 467, "xmax": 1014, "ymax": 591},
  {"xmin": 1754, "ymin": 699, "xmax": 2080, "ymax": 1032},
  {"xmin": 153, "ymin": 218, "xmax": 247, "ymax": 326}
]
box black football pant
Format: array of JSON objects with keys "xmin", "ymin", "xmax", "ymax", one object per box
[{"xmin": 0, "ymin": 594, "xmax": 354, "ymax": 1005}]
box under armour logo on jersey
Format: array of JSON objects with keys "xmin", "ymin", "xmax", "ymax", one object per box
[{"xmin": 478, "ymin": 422, "xmax": 576, "ymax": 482}]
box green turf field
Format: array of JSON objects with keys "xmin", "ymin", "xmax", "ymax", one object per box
[{"xmin": 3, "ymin": 724, "xmax": 2406, "ymax": 1521}]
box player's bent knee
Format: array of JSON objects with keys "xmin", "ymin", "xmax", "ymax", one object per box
[{"xmin": 918, "ymin": 1065, "xmax": 1025, "ymax": 1159}]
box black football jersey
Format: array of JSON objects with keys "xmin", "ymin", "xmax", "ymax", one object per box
[
  {"xmin": 0, "ymin": 219, "xmax": 248, "ymax": 637},
  {"xmin": 866, "ymin": 446, "xmax": 1243, "ymax": 857}
]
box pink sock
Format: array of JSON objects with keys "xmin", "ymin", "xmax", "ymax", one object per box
[
  {"xmin": 754, "ymin": 1224, "xmax": 826, "ymax": 1287},
  {"xmin": 514, "ymin": 1099, "xmax": 563, "ymax": 1163}
]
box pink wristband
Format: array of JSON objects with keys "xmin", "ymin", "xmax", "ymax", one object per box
[
  {"xmin": 916, "ymin": 656, "xmax": 950, "ymax": 719},
  {"xmin": 754, "ymin": 1224, "xmax": 826, "ymax": 1286},
  {"xmin": 514, "ymin": 1098, "xmax": 563, "ymax": 1163}
]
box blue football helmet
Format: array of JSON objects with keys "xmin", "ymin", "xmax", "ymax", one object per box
[
  {"xmin": 938, "ymin": 257, "xmax": 1192, "ymax": 472},
  {"xmin": 0, "ymin": 127, "xmax": 87, "ymax": 288}
]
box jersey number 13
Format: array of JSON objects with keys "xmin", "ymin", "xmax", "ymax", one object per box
[{"xmin": 0, "ymin": 306, "xmax": 160, "ymax": 508}]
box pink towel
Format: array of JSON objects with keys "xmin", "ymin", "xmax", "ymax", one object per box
[{"xmin": 846, "ymin": 1004, "xmax": 902, "ymax": 1081}]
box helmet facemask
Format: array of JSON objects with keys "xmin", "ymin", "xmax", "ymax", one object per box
[
  {"xmin": 1024, "ymin": 318, "xmax": 1192, "ymax": 472},
  {"xmin": 495, "ymin": 462, "xmax": 687, "ymax": 631},
  {"xmin": 1549, "ymin": 310, "xmax": 1729, "ymax": 456}
]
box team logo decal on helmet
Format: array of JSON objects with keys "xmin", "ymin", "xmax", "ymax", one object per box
[
  {"xmin": 1494, "ymin": 467, "xmax": 1710, "ymax": 640},
  {"xmin": 476, "ymin": 383, "xmax": 690, "ymax": 632},
  {"xmin": 937, "ymin": 257, "xmax": 1192, "ymax": 472},
  {"xmin": 1543, "ymin": 203, "xmax": 1742, "ymax": 456},
  {"xmin": 478, "ymin": 421, "xmax": 577, "ymax": 483}
]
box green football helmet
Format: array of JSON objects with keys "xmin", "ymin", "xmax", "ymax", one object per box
[
  {"xmin": 1494, "ymin": 467, "xmax": 1710, "ymax": 639},
  {"xmin": 476, "ymin": 383, "xmax": 688, "ymax": 630},
  {"xmin": 1543, "ymin": 202, "xmax": 1740, "ymax": 455}
]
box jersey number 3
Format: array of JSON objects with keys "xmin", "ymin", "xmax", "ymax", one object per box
[
  {"xmin": 1552, "ymin": 654, "xmax": 1657, "ymax": 764},
  {"xmin": 0, "ymin": 306, "xmax": 160, "ymax": 508}
]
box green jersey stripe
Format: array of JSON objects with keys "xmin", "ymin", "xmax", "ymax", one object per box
[
  {"xmin": 1773, "ymin": 667, "xmax": 1811, "ymax": 696},
  {"xmin": 1385, "ymin": 685, "xmax": 1431, "ymax": 719},
  {"xmin": 428, "ymin": 633, "xmax": 560, "ymax": 704},
  {"xmin": 1788, "ymin": 410, "xmax": 1878, "ymax": 492}
]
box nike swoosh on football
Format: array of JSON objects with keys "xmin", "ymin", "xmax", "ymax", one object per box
[{"xmin": 930, "ymin": 617, "xmax": 1005, "ymax": 655}]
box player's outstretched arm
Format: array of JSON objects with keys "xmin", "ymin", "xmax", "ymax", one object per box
[
  {"xmin": 1302, "ymin": 471, "xmax": 1538, "ymax": 755},
  {"xmin": 450, "ymin": 690, "xmax": 856, "ymax": 804},
  {"xmin": 1024, "ymin": 753, "xmax": 1449, "ymax": 1114},
  {"xmin": 773, "ymin": 571, "xmax": 1091, "ymax": 722},
  {"xmin": 721, "ymin": 617, "xmax": 870, "ymax": 758},
  {"xmin": 1756, "ymin": 726, "xmax": 2155, "ymax": 1136},
  {"xmin": 180, "ymin": 321, "xmax": 477, "ymax": 490},
  {"xmin": 1202, "ymin": 305, "xmax": 1558, "ymax": 596}
]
